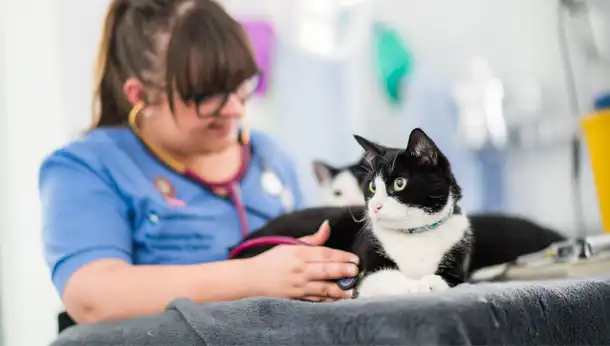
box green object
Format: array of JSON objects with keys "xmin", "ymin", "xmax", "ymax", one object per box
[{"xmin": 373, "ymin": 23, "xmax": 414, "ymax": 105}]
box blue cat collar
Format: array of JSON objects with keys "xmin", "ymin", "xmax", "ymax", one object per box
[{"xmin": 405, "ymin": 205, "xmax": 454, "ymax": 234}]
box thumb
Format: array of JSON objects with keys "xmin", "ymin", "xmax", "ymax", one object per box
[{"xmin": 299, "ymin": 220, "xmax": 330, "ymax": 246}]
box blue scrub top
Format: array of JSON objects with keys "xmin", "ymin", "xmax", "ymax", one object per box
[{"xmin": 39, "ymin": 127, "xmax": 304, "ymax": 295}]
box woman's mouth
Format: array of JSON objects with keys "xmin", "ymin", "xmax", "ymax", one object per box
[{"xmin": 207, "ymin": 121, "xmax": 233, "ymax": 136}]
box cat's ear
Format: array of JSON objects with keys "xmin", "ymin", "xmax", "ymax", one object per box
[
  {"xmin": 353, "ymin": 135, "xmax": 384, "ymax": 164},
  {"xmin": 406, "ymin": 128, "xmax": 440, "ymax": 166},
  {"xmin": 312, "ymin": 161, "xmax": 338, "ymax": 185}
]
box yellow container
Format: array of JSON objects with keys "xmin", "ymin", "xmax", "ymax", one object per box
[{"xmin": 581, "ymin": 109, "xmax": 610, "ymax": 233}]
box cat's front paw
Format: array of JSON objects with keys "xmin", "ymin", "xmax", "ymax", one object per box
[
  {"xmin": 357, "ymin": 269, "xmax": 413, "ymax": 298},
  {"xmin": 420, "ymin": 274, "xmax": 450, "ymax": 292},
  {"xmin": 356, "ymin": 270, "xmax": 433, "ymax": 297},
  {"xmin": 400, "ymin": 278, "xmax": 433, "ymax": 293}
]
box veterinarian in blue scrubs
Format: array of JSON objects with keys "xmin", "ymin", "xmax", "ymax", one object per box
[{"xmin": 39, "ymin": 0, "xmax": 359, "ymax": 326}]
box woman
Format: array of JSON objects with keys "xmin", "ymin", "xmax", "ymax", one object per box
[{"xmin": 39, "ymin": 0, "xmax": 359, "ymax": 325}]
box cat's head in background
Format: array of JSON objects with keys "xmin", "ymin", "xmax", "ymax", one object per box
[
  {"xmin": 312, "ymin": 158, "xmax": 367, "ymax": 206},
  {"xmin": 354, "ymin": 128, "xmax": 462, "ymax": 231}
]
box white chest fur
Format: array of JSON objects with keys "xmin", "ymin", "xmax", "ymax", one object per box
[
  {"xmin": 372, "ymin": 215, "xmax": 469, "ymax": 278},
  {"xmin": 356, "ymin": 216, "xmax": 468, "ymax": 298}
]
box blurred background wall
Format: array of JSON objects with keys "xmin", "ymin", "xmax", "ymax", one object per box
[{"xmin": 1, "ymin": 0, "xmax": 609, "ymax": 345}]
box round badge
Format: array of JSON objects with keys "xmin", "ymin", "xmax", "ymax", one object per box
[
  {"xmin": 261, "ymin": 170, "xmax": 284, "ymax": 196},
  {"xmin": 148, "ymin": 211, "xmax": 160, "ymax": 225},
  {"xmin": 154, "ymin": 177, "xmax": 175, "ymax": 198}
]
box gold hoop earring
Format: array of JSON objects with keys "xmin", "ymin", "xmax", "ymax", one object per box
[
  {"xmin": 240, "ymin": 116, "xmax": 250, "ymax": 145},
  {"xmin": 128, "ymin": 101, "xmax": 145, "ymax": 132}
]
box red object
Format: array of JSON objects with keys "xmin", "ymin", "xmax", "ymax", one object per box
[{"xmin": 228, "ymin": 236, "xmax": 307, "ymax": 259}]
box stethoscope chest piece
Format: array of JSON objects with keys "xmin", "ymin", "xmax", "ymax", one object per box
[{"xmin": 337, "ymin": 268, "xmax": 364, "ymax": 291}]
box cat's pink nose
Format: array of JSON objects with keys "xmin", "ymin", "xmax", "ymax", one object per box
[{"xmin": 373, "ymin": 204, "xmax": 383, "ymax": 213}]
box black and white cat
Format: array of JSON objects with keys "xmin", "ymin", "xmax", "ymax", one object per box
[
  {"xmin": 312, "ymin": 157, "xmax": 367, "ymax": 207},
  {"xmin": 312, "ymin": 159, "xmax": 366, "ymax": 207},
  {"xmin": 233, "ymin": 128, "xmax": 472, "ymax": 297},
  {"xmin": 352, "ymin": 129, "xmax": 471, "ymax": 296},
  {"xmin": 311, "ymin": 143, "xmax": 566, "ymax": 274}
]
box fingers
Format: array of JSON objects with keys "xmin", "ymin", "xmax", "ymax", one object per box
[
  {"xmin": 306, "ymin": 262, "xmax": 359, "ymax": 281},
  {"xmin": 297, "ymin": 221, "xmax": 360, "ymax": 265},
  {"xmin": 298, "ymin": 220, "xmax": 330, "ymax": 246},
  {"xmin": 302, "ymin": 296, "xmax": 337, "ymax": 303},
  {"xmin": 304, "ymin": 282, "xmax": 354, "ymax": 300},
  {"xmin": 300, "ymin": 246, "xmax": 360, "ymax": 265}
]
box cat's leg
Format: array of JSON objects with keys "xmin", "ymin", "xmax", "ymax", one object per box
[
  {"xmin": 356, "ymin": 269, "xmax": 432, "ymax": 298},
  {"xmin": 419, "ymin": 274, "xmax": 450, "ymax": 292}
]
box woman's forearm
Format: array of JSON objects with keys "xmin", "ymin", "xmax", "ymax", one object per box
[{"xmin": 63, "ymin": 258, "xmax": 259, "ymax": 324}]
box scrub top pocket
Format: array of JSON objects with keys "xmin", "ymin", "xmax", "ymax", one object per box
[{"xmin": 133, "ymin": 198, "xmax": 241, "ymax": 265}]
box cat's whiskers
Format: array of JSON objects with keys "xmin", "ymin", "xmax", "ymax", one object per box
[
  {"xmin": 364, "ymin": 155, "xmax": 376, "ymax": 171},
  {"xmin": 357, "ymin": 218, "xmax": 372, "ymax": 238},
  {"xmin": 378, "ymin": 155, "xmax": 391, "ymax": 166},
  {"xmin": 348, "ymin": 207, "xmax": 368, "ymax": 224},
  {"xmin": 390, "ymin": 153, "xmax": 399, "ymax": 173},
  {"xmin": 378, "ymin": 156, "xmax": 392, "ymax": 173},
  {"xmin": 358, "ymin": 163, "xmax": 373, "ymax": 176},
  {"xmin": 428, "ymin": 194, "xmax": 445, "ymax": 199}
]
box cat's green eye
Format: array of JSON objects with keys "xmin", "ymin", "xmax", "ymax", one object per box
[
  {"xmin": 368, "ymin": 181, "xmax": 376, "ymax": 193},
  {"xmin": 393, "ymin": 177, "xmax": 407, "ymax": 191}
]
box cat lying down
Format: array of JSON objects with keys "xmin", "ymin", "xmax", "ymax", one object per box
[
  {"xmin": 232, "ymin": 128, "xmax": 472, "ymax": 298},
  {"xmin": 311, "ymin": 141, "xmax": 566, "ymax": 274}
]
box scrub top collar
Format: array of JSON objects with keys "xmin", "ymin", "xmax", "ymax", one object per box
[{"xmin": 125, "ymin": 127, "xmax": 292, "ymax": 224}]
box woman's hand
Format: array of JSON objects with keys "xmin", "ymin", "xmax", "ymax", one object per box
[{"xmin": 249, "ymin": 221, "xmax": 360, "ymax": 302}]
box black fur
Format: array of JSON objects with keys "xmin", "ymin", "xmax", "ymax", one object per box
[{"xmin": 467, "ymin": 213, "xmax": 565, "ymax": 271}]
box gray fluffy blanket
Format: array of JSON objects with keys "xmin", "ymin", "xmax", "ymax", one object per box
[{"xmin": 51, "ymin": 278, "xmax": 610, "ymax": 345}]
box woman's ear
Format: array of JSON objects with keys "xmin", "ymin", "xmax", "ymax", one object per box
[{"xmin": 123, "ymin": 77, "xmax": 145, "ymax": 106}]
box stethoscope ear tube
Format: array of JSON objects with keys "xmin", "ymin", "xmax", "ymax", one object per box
[{"xmin": 228, "ymin": 236, "xmax": 361, "ymax": 291}]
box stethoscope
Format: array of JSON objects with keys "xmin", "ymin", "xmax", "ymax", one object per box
[{"xmin": 128, "ymin": 102, "xmax": 358, "ymax": 291}]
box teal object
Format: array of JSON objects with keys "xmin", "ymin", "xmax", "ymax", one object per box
[{"xmin": 373, "ymin": 23, "xmax": 414, "ymax": 105}]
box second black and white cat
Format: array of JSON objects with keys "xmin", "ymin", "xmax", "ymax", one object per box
[{"xmin": 233, "ymin": 128, "xmax": 472, "ymax": 297}]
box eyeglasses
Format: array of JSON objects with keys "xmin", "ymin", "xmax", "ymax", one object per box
[{"xmin": 193, "ymin": 73, "xmax": 262, "ymax": 118}]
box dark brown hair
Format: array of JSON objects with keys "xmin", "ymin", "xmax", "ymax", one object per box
[{"xmin": 90, "ymin": 0, "xmax": 259, "ymax": 129}]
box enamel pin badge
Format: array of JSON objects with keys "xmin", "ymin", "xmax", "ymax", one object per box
[
  {"xmin": 154, "ymin": 177, "xmax": 175, "ymax": 198},
  {"xmin": 154, "ymin": 177, "xmax": 185, "ymax": 207}
]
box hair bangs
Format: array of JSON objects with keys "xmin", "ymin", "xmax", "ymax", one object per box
[{"xmin": 165, "ymin": 4, "xmax": 258, "ymax": 107}]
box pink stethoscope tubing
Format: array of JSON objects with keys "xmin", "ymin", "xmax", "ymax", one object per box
[{"xmin": 181, "ymin": 144, "xmax": 251, "ymax": 238}]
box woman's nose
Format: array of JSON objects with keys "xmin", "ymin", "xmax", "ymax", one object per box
[{"xmin": 219, "ymin": 94, "xmax": 244, "ymax": 117}]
